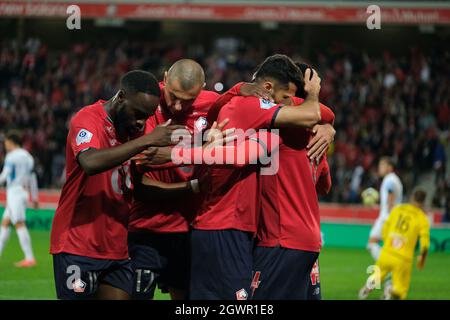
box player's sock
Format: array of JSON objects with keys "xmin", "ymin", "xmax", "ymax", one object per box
[
  {"xmin": 382, "ymin": 277, "xmax": 393, "ymax": 300},
  {"xmin": 358, "ymin": 284, "xmax": 372, "ymax": 300},
  {"xmin": 0, "ymin": 226, "xmax": 11, "ymax": 256},
  {"xmin": 367, "ymin": 243, "xmax": 381, "ymax": 260},
  {"xmin": 16, "ymin": 227, "xmax": 34, "ymax": 261}
]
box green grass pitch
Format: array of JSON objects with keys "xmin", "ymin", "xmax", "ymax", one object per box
[{"xmin": 0, "ymin": 230, "xmax": 449, "ymax": 300}]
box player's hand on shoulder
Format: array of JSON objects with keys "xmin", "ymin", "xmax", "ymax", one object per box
[
  {"xmin": 143, "ymin": 119, "xmax": 189, "ymax": 147},
  {"xmin": 303, "ymin": 68, "xmax": 321, "ymax": 101},
  {"xmin": 204, "ymin": 119, "xmax": 237, "ymax": 148},
  {"xmin": 307, "ymin": 123, "xmax": 335, "ymax": 163},
  {"xmin": 239, "ymin": 83, "xmax": 272, "ymax": 101}
]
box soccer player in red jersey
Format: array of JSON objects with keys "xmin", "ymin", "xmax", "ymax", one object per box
[
  {"xmin": 127, "ymin": 59, "xmax": 271, "ymax": 300},
  {"xmin": 189, "ymin": 54, "xmax": 332, "ymax": 300},
  {"xmin": 252, "ymin": 90, "xmax": 335, "ymax": 300},
  {"xmin": 50, "ymin": 70, "xmax": 183, "ymax": 300}
]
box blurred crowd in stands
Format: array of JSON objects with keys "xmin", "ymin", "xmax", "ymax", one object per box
[{"xmin": 0, "ymin": 37, "xmax": 448, "ymax": 215}]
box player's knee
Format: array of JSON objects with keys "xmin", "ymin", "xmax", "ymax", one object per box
[
  {"xmin": 14, "ymin": 221, "xmax": 26, "ymax": 229},
  {"xmin": 1, "ymin": 219, "xmax": 11, "ymax": 228}
]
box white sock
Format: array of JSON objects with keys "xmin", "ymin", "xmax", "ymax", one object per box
[
  {"xmin": 0, "ymin": 226, "xmax": 11, "ymax": 257},
  {"xmin": 16, "ymin": 226, "xmax": 34, "ymax": 260},
  {"xmin": 368, "ymin": 243, "xmax": 381, "ymax": 260}
]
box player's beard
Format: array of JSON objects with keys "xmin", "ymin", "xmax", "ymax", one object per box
[{"xmin": 114, "ymin": 107, "xmax": 136, "ymax": 142}]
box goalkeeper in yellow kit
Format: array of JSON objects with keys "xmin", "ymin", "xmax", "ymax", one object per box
[{"xmin": 359, "ymin": 188, "xmax": 430, "ymax": 300}]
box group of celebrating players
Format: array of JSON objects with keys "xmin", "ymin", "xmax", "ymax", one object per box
[
  {"xmin": 0, "ymin": 51, "xmax": 432, "ymax": 301},
  {"xmin": 49, "ymin": 54, "xmax": 337, "ymax": 300}
]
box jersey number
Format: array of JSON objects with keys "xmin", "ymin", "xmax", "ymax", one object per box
[
  {"xmin": 135, "ymin": 269, "xmax": 155, "ymax": 294},
  {"xmin": 395, "ymin": 214, "xmax": 410, "ymax": 233}
]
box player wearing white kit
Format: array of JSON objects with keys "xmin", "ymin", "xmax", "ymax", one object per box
[
  {"xmin": 0, "ymin": 131, "xmax": 39, "ymax": 267},
  {"xmin": 367, "ymin": 156, "xmax": 403, "ymax": 260}
]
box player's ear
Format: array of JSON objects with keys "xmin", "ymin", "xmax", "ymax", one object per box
[
  {"xmin": 203, "ymin": 82, "xmax": 206, "ymax": 88},
  {"xmin": 116, "ymin": 90, "xmax": 126, "ymax": 104},
  {"xmin": 163, "ymin": 71, "xmax": 168, "ymax": 85},
  {"xmin": 263, "ymin": 81, "xmax": 274, "ymax": 94}
]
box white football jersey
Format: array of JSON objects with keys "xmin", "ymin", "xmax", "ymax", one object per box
[
  {"xmin": 0, "ymin": 148, "xmax": 35, "ymax": 191},
  {"xmin": 379, "ymin": 172, "xmax": 403, "ymax": 218}
]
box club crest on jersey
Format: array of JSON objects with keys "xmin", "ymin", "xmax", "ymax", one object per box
[
  {"xmin": 72, "ymin": 279, "xmax": 86, "ymax": 293},
  {"xmin": 236, "ymin": 288, "xmax": 248, "ymax": 300},
  {"xmin": 195, "ymin": 116, "xmax": 208, "ymax": 131},
  {"xmin": 76, "ymin": 129, "xmax": 93, "ymax": 146},
  {"xmin": 259, "ymin": 98, "xmax": 277, "ymax": 110}
]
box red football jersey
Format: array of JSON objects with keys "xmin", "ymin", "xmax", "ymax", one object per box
[
  {"xmin": 257, "ymin": 97, "xmax": 334, "ymax": 252},
  {"xmin": 192, "ymin": 96, "xmax": 282, "ymax": 233},
  {"xmin": 128, "ymin": 87, "xmax": 219, "ymax": 233},
  {"xmin": 50, "ymin": 101, "xmax": 132, "ymax": 260}
]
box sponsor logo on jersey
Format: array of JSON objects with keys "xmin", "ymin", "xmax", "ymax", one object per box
[
  {"xmin": 236, "ymin": 288, "xmax": 248, "ymax": 300},
  {"xmin": 76, "ymin": 129, "xmax": 93, "ymax": 146},
  {"xmin": 259, "ymin": 98, "xmax": 277, "ymax": 110}
]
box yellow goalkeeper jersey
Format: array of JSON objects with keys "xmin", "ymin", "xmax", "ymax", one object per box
[{"xmin": 381, "ymin": 203, "xmax": 430, "ymax": 261}]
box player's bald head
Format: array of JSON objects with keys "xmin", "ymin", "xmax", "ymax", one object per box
[{"xmin": 166, "ymin": 59, "xmax": 205, "ymax": 91}]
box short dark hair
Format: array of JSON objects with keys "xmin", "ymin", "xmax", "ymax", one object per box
[
  {"xmin": 253, "ymin": 54, "xmax": 303, "ymax": 89},
  {"xmin": 5, "ymin": 130, "xmax": 23, "ymax": 146},
  {"xmin": 412, "ymin": 188, "xmax": 427, "ymax": 204},
  {"xmin": 120, "ymin": 70, "xmax": 160, "ymax": 97},
  {"xmin": 379, "ymin": 156, "xmax": 396, "ymax": 169},
  {"xmin": 294, "ymin": 62, "xmax": 312, "ymax": 98}
]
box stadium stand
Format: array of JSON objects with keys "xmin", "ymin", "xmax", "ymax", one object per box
[{"xmin": 0, "ymin": 37, "xmax": 448, "ymax": 206}]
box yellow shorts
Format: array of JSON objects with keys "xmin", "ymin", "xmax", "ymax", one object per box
[{"xmin": 375, "ymin": 250, "xmax": 412, "ymax": 299}]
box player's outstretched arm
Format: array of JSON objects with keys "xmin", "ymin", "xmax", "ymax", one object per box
[
  {"xmin": 132, "ymin": 119, "xmax": 232, "ymax": 170},
  {"xmin": 133, "ymin": 121, "xmax": 277, "ymax": 169},
  {"xmin": 78, "ymin": 123, "xmax": 184, "ymax": 176},
  {"xmin": 172, "ymin": 132, "xmax": 277, "ymax": 168},
  {"xmin": 272, "ymin": 68, "xmax": 322, "ymax": 128}
]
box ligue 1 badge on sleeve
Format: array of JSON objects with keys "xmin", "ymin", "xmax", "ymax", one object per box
[
  {"xmin": 259, "ymin": 98, "xmax": 276, "ymax": 110},
  {"xmin": 76, "ymin": 129, "xmax": 93, "ymax": 146}
]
